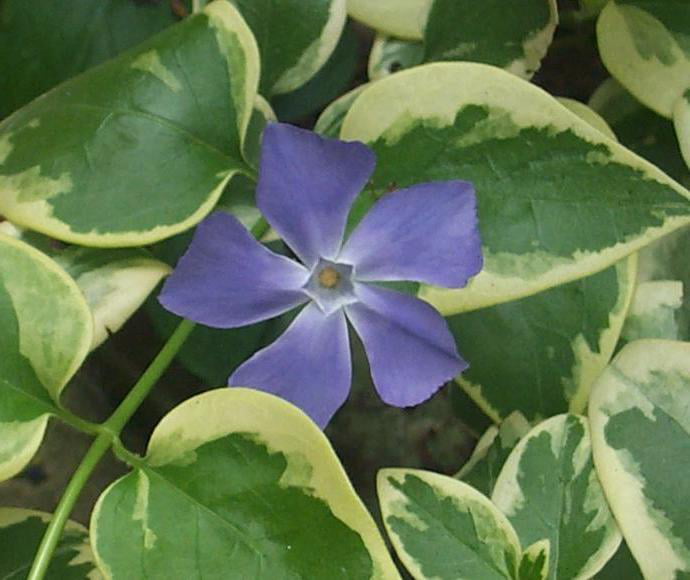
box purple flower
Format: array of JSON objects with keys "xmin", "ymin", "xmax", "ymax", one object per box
[{"xmin": 159, "ymin": 123, "xmax": 483, "ymax": 427}]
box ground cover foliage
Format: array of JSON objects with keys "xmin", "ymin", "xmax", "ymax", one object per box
[{"xmin": 0, "ymin": 0, "xmax": 689, "ymax": 578}]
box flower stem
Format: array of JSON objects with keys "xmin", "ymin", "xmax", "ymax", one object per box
[{"xmin": 27, "ymin": 319, "xmax": 196, "ymax": 580}]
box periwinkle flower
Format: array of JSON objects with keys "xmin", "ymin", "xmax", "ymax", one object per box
[{"xmin": 159, "ymin": 123, "xmax": 483, "ymax": 427}]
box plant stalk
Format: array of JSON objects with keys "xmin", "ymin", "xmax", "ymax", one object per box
[{"xmin": 27, "ymin": 318, "xmax": 196, "ymax": 580}]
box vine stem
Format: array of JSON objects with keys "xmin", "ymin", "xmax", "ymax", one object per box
[{"xmin": 27, "ymin": 319, "xmax": 196, "ymax": 580}]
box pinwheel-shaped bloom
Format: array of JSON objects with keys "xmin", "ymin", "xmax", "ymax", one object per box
[{"xmin": 160, "ymin": 123, "xmax": 482, "ymax": 427}]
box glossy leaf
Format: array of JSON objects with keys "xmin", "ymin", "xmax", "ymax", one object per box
[
  {"xmin": 346, "ymin": 0, "xmax": 432, "ymax": 40},
  {"xmin": 232, "ymin": 0, "xmax": 346, "ymax": 95},
  {"xmin": 448, "ymin": 257, "xmax": 636, "ymax": 423},
  {"xmin": 378, "ymin": 468, "xmax": 521, "ymax": 579},
  {"xmin": 589, "ymin": 339, "xmax": 690, "ymax": 579},
  {"xmin": 456, "ymin": 411, "xmax": 532, "ymax": 497},
  {"xmin": 0, "ymin": 0, "xmax": 183, "ymax": 119},
  {"xmin": 423, "ymin": 0, "xmax": 558, "ymax": 79},
  {"xmin": 0, "ymin": 234, "xmax": 92, "ymax": 482},
  {"xmin": 340, "ymin": 63, "xmax": 690, "ymax": 314},
  {"xmin": 492, "ymin": 414, "xmax": 621, "ymax": 580},
  {"xmin": 91, "ymin": 388, "xmax": 399, "ymax": 579},
  {"xmin": 0, "ymin": 507, "xmax": 100, "ymax": 579},
  {"xmin": 0, "ymin": 1, "xmax": 259, "ymax": 247}
]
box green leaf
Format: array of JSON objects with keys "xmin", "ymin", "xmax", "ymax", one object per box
[
  {"xmin": 0, "ymin": 0, "xmax": 184, "ymax": 120},
  {"xmin": 0, "ymin": 234, "xmax": 92, "ymax": 482},
  {"xmin": 231, "ymin": 0, "xmax": 346, "ymax": 95},
  {"xmin": 597, "ymin": 0, "xmax": 690, "ymax": 119},
  {"xmin": 456, "ymin": 411, "xmax": 532, "ymax": 497},
  {"xmin": 519, "ymin": 540, "xmax": 550, "ymax": 580},
  {"xmin": 0, "ymin": 222, "xmax": 170, "ymax": 349},
  {"xmin": 423, "ymin": 0, "xmax": 558, "ymax": 79},
  {"xmin": 589, "ymin": 339, "xmax": 690, "ymax": 579},
  {"xmin": 91, "ymin": 388, "xmax": 398, "ymax": 579},
  {"xmin": 368, "ymin": 36, "xmax": 424, "ymax": 81},
  {"xmin": 589, "ymin": 78, "xmax": 690, "ymax": 187},
  {"xmin": 621, "ymin": 279, "xmax": 684, "ymax": 341},
  {"xmin": 492, "ymin": 414, "xmax": 621, "ymax": 580},
  {"xmin": 0, "ymin": 507, "xmax": 99, "ymax": 579},
  {"xmin": 340, "ymin": 63, "xmax": 690, "ymax": 314},
  {"xmin": 314, "ymin": 84, "xmax": 368, "ymax": 138},
  {"xmin": 557, "ymin": 97, "xmax": 618, "ymax": 141},
  {"xmin": 378, "ymin": 468, "xmax": 521, "ymax": 579},
  {"xmin": 0, "ymin": 1, "xmax": 259, "ymax": 247},
  {"xmin": 449, "ymin": 257, "xmax": 636, "ymax": 422},
  {"xmin": 347, "ymin": 0, "xmax": 432, "ymax": 40},
  {"xmin": 272, "ymin": 21, "xmax": 360, "ymax": 122},
  {"xmin": 674, "ymin": 89, "xmax": 690, "ymax": 169}
]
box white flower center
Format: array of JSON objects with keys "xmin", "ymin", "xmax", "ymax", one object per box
[{"xmin": 302, "ymin": 258, "xmax": 357, "ymax": 315}]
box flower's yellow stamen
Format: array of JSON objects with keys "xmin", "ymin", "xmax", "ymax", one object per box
[{"xmin": 318, "ymin": 266, "xmax": 341, "ymax": 289}]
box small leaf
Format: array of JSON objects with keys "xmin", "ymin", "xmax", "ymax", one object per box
[
  {"xmin": 0, "ymin": 234, "xmax": 92, "ymax": 481},
  {"xmin": 557, "ymin": 97, "xmax": 617, "ymax": 140},
  {"xmin": 0, "ymin": 1, "xmax": 259, "ymax": 247},
  {"xmin": 378, "ymin": 468, "xmax": 521, "ymax": 579},
  {"xmin": 91, "ymin": 388, "xmax": 398, "ymax": 579},
  {"xmin": 423, "ymin": 0, "xmax": 558, "ymax": 80},
  {"xmin": 368, "ymin": 36, "xmax": 424, "ymax": 80},
  {"xmin": 448, "ymin": 257, "xmax": 636, "ymax": 422},
  {"xmin": 0, "ymin": 507, "xmax": 100, "ymax": 579},
  {"xmin": 314, "ymin": 85, "xmax": 368, "ymax": 138},
  {"xmin": 519, "ymin": 540, "xmax": 550, "ymax": 580},
  {"xmin": 492, "ymin": 414, "xmax": 621, "ymax": 580},
  {"xmin": 340, "ymin": 63, "xmax": 690, "ymax": 313},
  {"xmin": 232, "ymin": 0, "xmax": 347, "ymax": 95},
  {"xmin": 456, "ymin": 411, "xmax": 532, "ymax": 497},
  {"xmin": 347, "ymin": 0, "xmax": 432, "ymax": 40},
  {"xmin": 589, "ymin": 339, "xmax": 690, "ymax": 579}
]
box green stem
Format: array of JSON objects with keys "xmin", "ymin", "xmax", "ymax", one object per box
[
  {"xmin": 250, "ymin": 216, "xmax": 270, "ymax": 239},
  {"xmin": 27, "ymin": 319, "xmax": 196, "ymax": 580}
]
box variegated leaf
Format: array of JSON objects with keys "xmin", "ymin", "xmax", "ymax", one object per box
[
  {"xmin": 492, "ymin": 414, "xmax": 621, "ymax": 580},
  {"xmin": 314, "ymin": 85, "xmax": 367, "ymax": 138},
  {"xmin": 368, "ymin": 36, "xmax": 424, "ymax": 80},
  {"xmin": 378, "ymin": 468, "xmax": 522, "ymax": 579},
  {"xmin": 449, "ymin": 257, "xmax": 636, "ymax": 423},
  {"xmin": 557, "ymin": 97, "xmax": 618, "ymax": 140},
  {"xmin": 589, "ymin": 339, "xmax": 690, "ymax": 580},
  {"xmin": 231, "ymin": 0, "xmax": 346, "ymax": 95},
  {"xmin": 0, "ymin": 1, "xmax": 259, "ymax": 247},
  {"xmin": 0, "ymin": 507, "xmax": 100, "ymax": 579},
  {"xmin": 456, "ymin": 411, "xmax": 532, "ymax": 497},
  {"xmin": 340, "ymin": 63, "xmax": 690, "ymax": 314},
  {"xmin": 0, "ymin": 234, "xmax": 92, "ymax": 482},
  {"xmin": 346, "ymin": 0, "xmax": 432, "ymax": 40},
  {"xmin": 519, "ymin": 540, "xmax": 550, "ymax": 580},
  {"xmin": 91, "ymin": 388, "xmax": 398, "ymax": 579}
]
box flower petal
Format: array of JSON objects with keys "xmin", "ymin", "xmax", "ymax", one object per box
[
  {"xmin": 346, "ymin": 284, "xmax": 466, "ymax": 407},
  {"xmin": 159, "ymin": 212, "xmax": 309, "ymax": 328},
  {"xmin": 340, "ymin": 181, "xmax": 482, "ymax": 287},
  {"xmin": 257, "ymin": 123, "xmax": 376, "ymax": 267},
  {"xmin": 228, "ymin": 303, "xmax": 352, "ymax": 427}
]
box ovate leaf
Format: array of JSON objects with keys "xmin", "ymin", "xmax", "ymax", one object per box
[
  {"xmin": 492, "ymin": 414, "xmax": 621, "ymax": 580},
  {"xmin": 448, "ymin": 257, "xmax": 636, "ymax": 422},
  {"xmin": 589, "ymin": 339, "xmax": 690, "ymax": 579},
  {"xmin": 340, "ymin": 63, "xmax": 690, "ymax": 313},
  {"xmin": 456, "ymin": 411, "xmax": 532, "ymax": 497},
  {"xmin": 423, "ymin": 0, "xmax": 558, "ymax": 79},
  {"xmin": 91, "ymin": 388, "xmax": 398, "ymax": 579},
  {"xmin": 378, "ymin": 468, "xmax": 521, "ymax": 579},
  {"xmin": 0, "ymin": 1, "xmax": 259, "ymax": 247},
  {"xmin": 0, "ymin": 507, "xmax": 99, "ymax": 579},
  {"xmin": 232, "ymin": 0, "xmax": 347, "ymax": 96},
  {"xmin": 0, "ymin": 234, "xmax": 92, "ymax": 481},
  {"xmin": 346, "ymin": 0, "xmax": 432, "ymax": 40}
]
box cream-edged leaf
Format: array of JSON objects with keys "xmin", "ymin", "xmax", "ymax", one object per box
[
  {"xmin": 492, "ymin": 414, "xmax": 621, "ymax": 580},
  {"xmin": 91, "ymin": 388, "xmax": 399, "ymax": 579},
  {"xmin": 589, "ymin": 339, "xmax": 690, "ymax": 580},
  {"xmin": 340, "ymin": 62, "xmax": 690, "ymax": 314},
  {"xmin": 347, "ymin": 0, "xmax": 432, "ymax": 40}
]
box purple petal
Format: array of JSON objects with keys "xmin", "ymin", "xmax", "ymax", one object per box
[
  {"xmin": 159, "ymin": 212, "xmax": 309, "ymax": 328},
  {"xmin": 346, "ymin": 284, "xmax": 466, "ymax": 407},
  {"xmin": 257, "ymin": 123, "xmax": 376, "ymax": 267},
  {"xmin": 228, "ymin": 303, "xmax": 351, "ymax": 428},
  {"xmin": 339, "ymin": 181, "xmax": 483, "ymax": 287}
]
